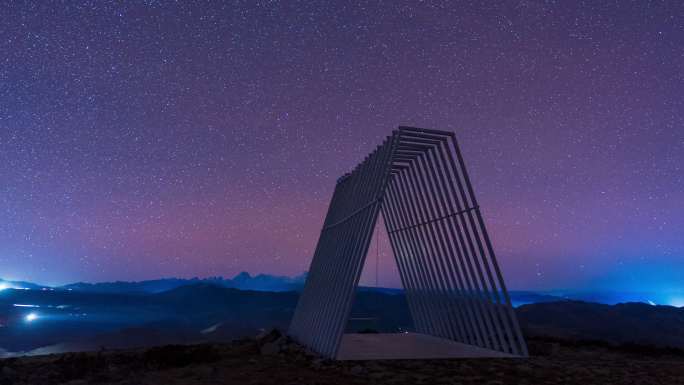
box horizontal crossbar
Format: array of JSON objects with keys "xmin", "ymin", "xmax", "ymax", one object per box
[
  {"xmin": 322, "ymin": 198, "xmax": 382, "ymax": 231},
  {"xmin": 386, "ymin": 205, "xmax": 479, "ymax": 235}
]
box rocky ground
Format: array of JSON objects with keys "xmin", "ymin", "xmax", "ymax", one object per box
[{"xmin": 1, "ymin": 330, "xmax": 683, "ymax": 385}]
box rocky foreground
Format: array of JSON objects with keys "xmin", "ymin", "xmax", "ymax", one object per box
[{"xmin": 1, "ymin": 331, "xmax": 684, "ymax": 385}]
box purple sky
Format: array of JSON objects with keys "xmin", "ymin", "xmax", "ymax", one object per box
[{"xmin": 1, "ymin": 1, "xmax": 682, "ymax": 291}]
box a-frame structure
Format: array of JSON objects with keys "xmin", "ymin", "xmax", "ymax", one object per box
[{"xmin": 289, "ymin": 127, "xmax": 527, "ymax": 359}]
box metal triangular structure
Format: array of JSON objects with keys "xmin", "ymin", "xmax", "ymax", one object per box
[{"xmin": 289, "ymin": 127, "xmax": 527, "ymax": 359}]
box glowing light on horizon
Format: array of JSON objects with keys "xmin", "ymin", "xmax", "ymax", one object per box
[
  {"xmin": 25, "ymin": 312, "xmax": 38, "ymax": 322},
  {"xmin": 0, "ymin": 283, "xmax": 28, "ymax": 291},
  {"xmin": 668, "ymin": 298, "xmax": 684, "ymax": 308}
]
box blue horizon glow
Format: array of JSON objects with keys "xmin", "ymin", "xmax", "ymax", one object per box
[{"xmin": 2, "ymin": 273, "xmax": 684, "ymax": 308}]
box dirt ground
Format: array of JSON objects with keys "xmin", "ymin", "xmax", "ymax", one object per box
[{"xmin": 1, "ymin": 336, "xmax": 683, "ymax": 385}]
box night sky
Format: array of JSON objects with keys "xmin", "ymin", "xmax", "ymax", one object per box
[{"xmin": 1, "ymin": 1, "xmax": 682, "ymax": 292}]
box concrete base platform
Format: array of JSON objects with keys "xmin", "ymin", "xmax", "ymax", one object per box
[{"xmin": 336, "ymin": 333, "xmax": 516, "ymax": 360}]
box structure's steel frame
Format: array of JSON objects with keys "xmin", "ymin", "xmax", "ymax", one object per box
[{"xmin": 289, "ymin": 127, "xmax": 527, "ymax": 358}]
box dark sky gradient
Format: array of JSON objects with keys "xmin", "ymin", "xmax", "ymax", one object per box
[{"xmin": 1, "ymin": 1, "xmax": 682, "ymax": 291}]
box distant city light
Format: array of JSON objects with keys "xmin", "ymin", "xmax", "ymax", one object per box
[
  {"xmin": 25, "ymin": 312, "xmax": 38, "ymax": 322},
  {"xmin": 0, "ymin": 283, "xmax": 27, "ymax": 291}
]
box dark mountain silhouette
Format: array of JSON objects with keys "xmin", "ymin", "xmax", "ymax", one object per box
[
  {"xmin": 58, "ymin": 272, "xmax": 307, "ymax": 294},
  {"xmin": 517, "ymin": 300, "xmax": 684, "ymax": 348},
  {"xmin": 229, "ymin": 272, "xmax": 306, "ymax": 291},
  {"xmin": 0, "ymin": 278, "xmax": 46, "ymax": 290},
  {"xmin": 3, "ymin": 281, "xmax": 684, "ymax": 357},
  {"xmin": 60, "ymin": 278, "xmax": 214, "ymax": 294},
  {"xmin": 507, "ymin": 291, "xmax": 567, "ymax": 306},
  {"xmin": 4, "ymin": 274, "xmax": 567, "ymax": 306}
]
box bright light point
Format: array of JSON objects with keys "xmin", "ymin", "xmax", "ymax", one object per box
[
  {"xmin": 647, "ymin": 300, "xmax": 656, "ymax": 306},
  {"xmin": 0, "ymin": 283, "xmax": 25, "ymax": 291},
  {"xmin": 25, "ymin": 312, "xmax": 38, "ymax": 322}
]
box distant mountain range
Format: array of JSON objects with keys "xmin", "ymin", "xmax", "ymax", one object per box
[
  {"xmin": 21, "ymin": 272, "xmax": 308, "ymax": 294},
  {"xmin": 3, "ymin": 274, "xmax": 682, "ymax": 307},
  {"xmin": 3, "ymin": 282, "xmax": 684, "ymax": 358},
  {"xmin": 2, "ymin": 274, "xmax": 570, "ymax": 306},
  {"xmin": 0, "ymin": 278, "xmax": 47, "ymax": 291}
]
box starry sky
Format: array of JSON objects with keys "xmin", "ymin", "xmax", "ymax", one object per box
[{"xmin": 1, "ymin": 1, "xmax": 682, "ymax": 291}]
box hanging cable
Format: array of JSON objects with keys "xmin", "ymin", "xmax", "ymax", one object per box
[{"xmin": 375, "ymin": 226, "xmax": 379, "ymax": 288}]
